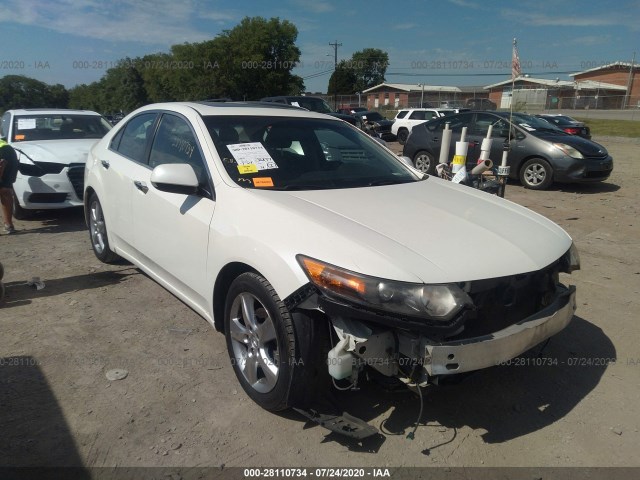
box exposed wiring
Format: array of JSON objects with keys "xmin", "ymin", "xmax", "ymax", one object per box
[
  {"xmin": 406, "ymin": 383, "xmax": 424, "ymax": 440},
  {"xmin": 332, "ymin": 377, "xmax": 355, "ymax": 391}
]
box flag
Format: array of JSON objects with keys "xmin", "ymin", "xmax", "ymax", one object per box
[{"xmin": 511, "ymin": 38, "xmax": 521, "ymax": 79}]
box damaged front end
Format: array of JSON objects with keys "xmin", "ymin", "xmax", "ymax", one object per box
[{"xmin": 290, "ymin": 246, "xmax": 578, "ymax": 391}]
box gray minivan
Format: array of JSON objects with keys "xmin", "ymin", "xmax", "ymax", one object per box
[{"xmin": 402, "ymin": 111, "xmax": 613, "ymax": 190}]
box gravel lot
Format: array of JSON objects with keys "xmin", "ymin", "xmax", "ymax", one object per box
[{"xmin": 1, "ymin": 136, "xmax": 639, "ymax": 470}]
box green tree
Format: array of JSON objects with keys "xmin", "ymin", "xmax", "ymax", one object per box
[
  {"xmin": 328, "ymin": 60, "xmax": 358, "ymax": 95},
  {"xmin": 0, "ymin": 75, "xmax": 70, "ymax": 111},
  {"xmin": 351, "ymin": 48, "xmax": 389, "ymax": 92},
  {"xmin": 100, "ymin": 59, "xmax": 148, "ymax": 112},
  {"xmin": 215, "ymin": 17, "xmax": 304, "ymax": 99},
  {"xmin": 70, "ymin": 16, "xmax": 305, "ymax": 109},
  {"xmin": 68, "ymin": 82, "xmax": 104, "ymax": 111}
]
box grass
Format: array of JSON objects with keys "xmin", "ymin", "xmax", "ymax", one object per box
[{"xmin": 566, "ymin": 118, "xmax": 640, "ymax": 138}]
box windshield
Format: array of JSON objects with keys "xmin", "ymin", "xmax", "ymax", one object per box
[
  {"xmin": 204, "ymin": 116, "xmax": 420, "ymax": 190},
  {"xmin": 509, "ymin": 114, "xmax": 563, "ymax": 132},
  {"xmin": 11, "ymin": 114, "xmax": 112, "ymax": 142}
]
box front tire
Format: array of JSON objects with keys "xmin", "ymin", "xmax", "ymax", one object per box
[
  {"xmin": 224, "ymin": 272, "xmax": 326, "ymax": 412},
  {"xmin": 520, "ymin": 158, "xmax": 553, "ymax": 190},
  {"xmin": 413, "ymin": 150, "xmax": 436, "ymax": 174},
  {"xmin": 12, "ymin": 190, "xmax": 31, "ymax": 220},
  {"xmin": 88, "ymin": 193, "xmax": 120, "ymax": 263}
]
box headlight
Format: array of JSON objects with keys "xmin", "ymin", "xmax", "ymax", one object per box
[
  {"xmin": 561, "ymin": 242, "xmax": 581, "ymax": 273},
  {"xmin": 297, "ymin": 255, "xmax": 473, "ymax": 322},
  {"xmin": 553, "ymin": 143, "xmax": 584, "ymax": 159}
]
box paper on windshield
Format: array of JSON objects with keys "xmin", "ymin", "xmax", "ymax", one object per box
[
  {"xmin": 17, "ymin": 118, "xmax": 37, "ymax": 130},
  {"xmin": 227, "ymin": 143, "xmax": 278, "ymax": 171}
]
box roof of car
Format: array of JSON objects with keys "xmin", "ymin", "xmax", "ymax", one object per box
[
  {"xmin": 133, "ymin": 101, "xmax": 340, "ymax": 120},
  {"xmin": 7, "ymin": 108, "xmax": 103, "ymax": 116}
]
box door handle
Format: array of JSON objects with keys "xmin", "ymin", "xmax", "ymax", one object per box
[
  {"xmin": 433, "ymin": 137, "xmax": 439, "ymax": 142},
  {"xmin": 100, "ymin": 159, "xmax": 110, "ymax": 169},
  {"xmin": 134, "ymin": 180, "xmax": 148, "ymax": 193}
]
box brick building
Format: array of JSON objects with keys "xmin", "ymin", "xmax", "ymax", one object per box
[
  {"xmin": 484, "ymin": 74, "xmax": 630, "ymax": 110},
  {"xmin": 570, "ymin": 62, "xmax": 639, "ymax": 109},
  {"xmin": 361, "ymin": 83, "xmax": 488, "ymax": 109}
]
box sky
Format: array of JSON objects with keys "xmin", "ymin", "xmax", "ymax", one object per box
[{"xmin": 0, "ymin": 0, "xmax": 638, "ymax": 93}]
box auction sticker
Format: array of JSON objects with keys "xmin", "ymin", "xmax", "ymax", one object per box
[
  {"xmin": 17, "ymin": 118, "xmax": 37, "ymax": 130},
  {"xmin": 253, "ymin": 177, "xmax": 274, "ymax": 188},
  {"xmin": 228, "ymin": 142, "xmax": 278, "ymax": 171}
]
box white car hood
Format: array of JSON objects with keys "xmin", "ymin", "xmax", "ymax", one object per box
[
  {"xmin": 242, "ymin": 178, "xmax": 571, "ymax": 284},
  {"xmin": 14, "ymin": 139, "xmax": 98, "ymax": 165}
]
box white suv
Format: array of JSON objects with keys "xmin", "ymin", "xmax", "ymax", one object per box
[
  {"xmin": 83, "ymin": 101, "xmax": 578, "ymax": 435},
  {"xmin": 1, "ymin": 109, "xmax": 111, "ymax": 218},
  {"xmin": 392, "ymin": 108, "xmax": 456, "ymax": 144}
]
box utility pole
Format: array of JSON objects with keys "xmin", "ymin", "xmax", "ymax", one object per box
[
  {"xmin": 623, "ymin": 52, "xmax": 636, "ymax": 109},
  {"xmin": 329, "ymin": 40, "xmax": 342, "ymax": 109}
]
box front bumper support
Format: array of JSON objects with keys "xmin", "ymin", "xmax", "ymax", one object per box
[{"xmin": 424, "ymin": 285, "xmax": 576, "ymax": 376}]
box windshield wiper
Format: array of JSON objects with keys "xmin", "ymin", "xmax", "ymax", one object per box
[
  {"xmin": 366, "ymin": 179, "xmax": 410, "ymax": 186},
  {"xmin": 272, "ymin": 184, "xmax": 335, "ymax": 191}
]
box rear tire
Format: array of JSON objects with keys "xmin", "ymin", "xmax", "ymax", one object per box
[
  {"xmin": 397, "ymin": 129, "xmax": 409, "ymax": 145},
  {"xmin": 88, "ymin": 193, "xmax": 120, "ymax": 263},
  {"xmin": 224, "ymin": 272, "xmax": 327, "ymax": 411},
  {"xmin": 413, "ymin": 150, "xmax": 436, "ymax": 174},
  {"xmin": 520, "ymin": 158, "xmax": 553, "ymax": 190}
]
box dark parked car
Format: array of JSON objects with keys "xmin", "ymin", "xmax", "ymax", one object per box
[
  {"xmin": 260, "ymin": 96, "xmax": 357, "ymax": 126},
  {"xmin": 402, "ymin": 111, "xmax": 613, "ymax": 190},
  {"xmin": 536, "ymin": 114, "xmax": 591, "ymax": 139},
  {"xmin": 336, "ymin": 106, "xmax": 367, "ymax": 115},
  {"xmin": 465, "ymin": 98, "xmax": 497, "ymax": 110},
  {"xmin": 351, "ymin": 111, "xmax": 395, "ymax": 140}
]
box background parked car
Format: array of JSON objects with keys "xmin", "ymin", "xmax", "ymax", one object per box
[
  {"xmin": 439, "ymin": 101, "xmax": 466, "ymax": 109},
  {"xmin": 260, "ymin": 96, "xmax": 357, "ymax": 126},
  {"xmin": 402, "ymin": 111, "xmax": 613, "ymax": 190},
  {"xmin": 351, "ymin": 110, "xmax": 395, "ymax": 140},
  {"xmin": 536, "ymin": 114, "xmax": 592, "ymax": 139},
  {"xmin": 392, "ymin": 108, "xmax": 457, "ymax": 144},
  {"xmin": 336, "ymin": 106, "xmax": 367, "ymax": 115},
  {"xmin": 0, "ymin": 108, "xmax": 111, "ymax": 218},
  {"xmin": 465, "ymin": 98, "xmax": 497, "ymax": 110}
]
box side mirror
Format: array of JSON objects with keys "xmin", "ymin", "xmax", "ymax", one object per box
[{"xmin": 150, "ymin": 163, "xmax": 199, "ymax": 195}]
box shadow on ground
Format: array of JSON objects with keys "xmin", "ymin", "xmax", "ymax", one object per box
[
  {"xmin": 1, "ymin": 269, "xmax": 138, "ymax": 308},
  {"xmin": 0, "ymin": 356, "xmax": 90, "ymax": 474},
  {"xmin": 15, "ymin": 207, "xmax": 87, "ymax": 235}
]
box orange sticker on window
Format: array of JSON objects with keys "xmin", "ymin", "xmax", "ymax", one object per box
[
  {"xmin": 14, "ymin": 134, "xmax": 25, "ymax": 140},
  {"xmin": 253, "ymin": 177, "xmax": 274, "ymax": 188}
]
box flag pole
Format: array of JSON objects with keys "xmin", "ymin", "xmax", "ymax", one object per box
[
  {"xmin": 508, "ymin": 37, "xmax": 518, "ymax": 147},
  {"xmin": 497, "ymin": 38, "xmax": 520, "ymax": 198}
]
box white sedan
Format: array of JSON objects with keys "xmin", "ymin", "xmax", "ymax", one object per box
[
  {"xmin": 2, "ymin": 109, "xmax": 112, "ymax": 218},
  {"xmin": 84, "ymin": 102, "xmax": 578, "ymax": 424}
]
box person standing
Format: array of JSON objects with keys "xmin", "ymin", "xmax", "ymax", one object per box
[{"xmin": 0, "ymin": 136, "xmax": 19, "ymax": 234}]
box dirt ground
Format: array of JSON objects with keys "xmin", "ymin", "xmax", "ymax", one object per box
[{"xmin": 1, "ymin": 135, "xmax": 639, "ymax": 470}]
